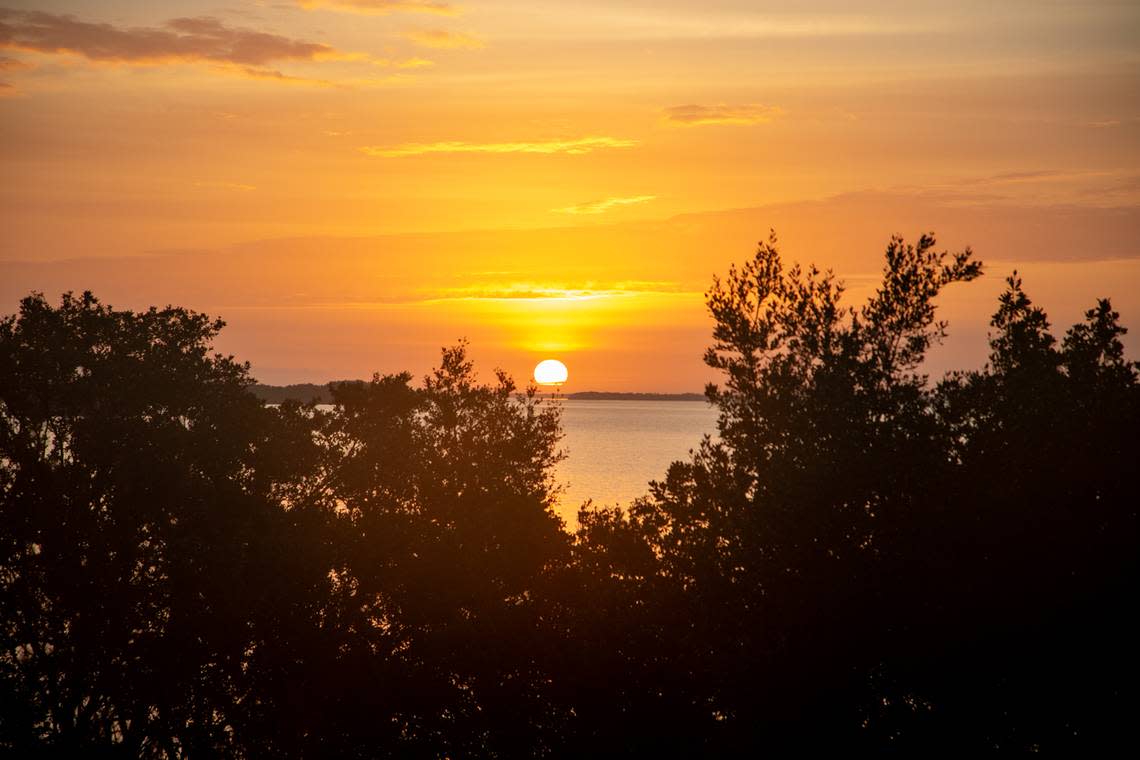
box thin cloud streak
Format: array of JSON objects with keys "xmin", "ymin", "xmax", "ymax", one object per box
[
  {"xmin": 193, "ymin": 181, "xmax": 257, "ymax": 192},
  {"xmin": 663, "ymin": 104, "xmax": 784, "ymax": 127},
  {"xmin": 235, "ymin": 66, "xmax": 338, "ymax": 86},
  {"xmin": 375, "ymin": 56, "xmax": 434, "ymax": 68},
  {"xmin": 967, "ymin": 170, "xmax": 1116, "ymax": 186},
  {"xmin": 0, "ymin": 53, "xmax": 21, "ymax": 93},
  {"xmin": 295, "ymin": 0, "xmax": 455, "ymax": 15},
  {"xmin": 0, "ymin": 54, "xmax": 29, "ymax": 69},
  {"xmin": 495, "ymin": 8, "xmax": 930, "ymax": 42},
  {"xmin": 209, "ymin": 286, "xmax": 698, "ymax": 309},
  {"xmin": 0, "ymin": 9, "xmax": 337, "ymax": 66},
  {"xmin": 402, "ymin": 29, "xmax": 484, "ymax": 49},
  {"xmin": 360, "ymin": 136, "xmax": 638, "ymax": 157},
  {"xmin": 345, "ymin": 55, "xmax": 435, "ymax": 69},
  {"xmin": 417, "ymin": 279, "xmax": 694, "ymax": 304},
  {"xmin": 553, "ymin": 195, "xmax": 657, "ymax": 215}
]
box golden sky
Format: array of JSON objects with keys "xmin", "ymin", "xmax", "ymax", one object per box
[{"xmin": 2, "ymin": 1, "xmax": 1138, "ymax": 389}]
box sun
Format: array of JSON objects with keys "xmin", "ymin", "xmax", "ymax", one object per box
[{"xmin": 534, "ymin": 359, "xmax": 569, "ymax": 386}]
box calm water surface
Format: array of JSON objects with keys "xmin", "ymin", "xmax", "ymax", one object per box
[
  {"xmin": 309, "ymin": 399, "xmax": 718, "ymax": 526},
  {"xmin": 554, "ymin": 399, "xmax": 718, "ymax": 523}
]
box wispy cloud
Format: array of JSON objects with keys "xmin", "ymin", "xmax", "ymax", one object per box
[
  {"xmin": 295, "ymin": 0, "xmax": 455, "ymax": 15},
  {"xmin": 420, "ymin": 281, "xmax": 692, "ymax": 303},
  {"xmin": 234, "ymin": 66, "xmax": 339, "ymax": 86},
  {"xmin": 663, "ymin": 103, "xmax": 784, "ymax": 127},
  {"xmin": 508, "ymin": 10, "xmax": 930, "ymax": 42},
  {"xmin": 360, "ymin": 136, "xmax": 637, "ymax": 157},
  {"xmin": 552, "ymin": 195, "xmax": 657, "ymax": 215},
  {"xmin": 0, "ymin": 54, "xmax": 29, "ymax": 70},
  {"xmin": 193, "ymin": 180, "xmax": 257, "ymax": 192},
  {"xmin": 962, "ymin": 170, "xmax": 1115, "ymax": 187},
  {"xmin": 431, "ymin": 287, "xmax": 615, "ymax": 303},
  {"xmin": 373, "ymin": 56, "xmax": 434, "ymax": 69},
  {"xmin": 1085, "ymin": 117, "xmax": 1139, "ymax": 129},
  {"xmin": 402, "ymin": 29, "xmax": 483, "ymax": 49},
  {"xmin": 0, "ymin": 9, "xmax": 338, "ymax": 67},
  {"xmin": 0, "ymin": 53, "xmax": 25, "ymax": 92},
  {"xmin": 209, "ymin": 281, "xmax": 696, "ymax": 308}
]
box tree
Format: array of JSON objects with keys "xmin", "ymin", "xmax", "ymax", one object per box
[
  {"xmin": 574, "ymin": 232, "xmax": 1138, "ymax": 752},
  {"xmin": 0, "ymin": 293, "xmax": 576, "ymax": 757},
  {"xmin": 0, "ymin": 292, "xmax": 334, "ymax": 756},
  {"xmin": 275, "ymin": 342, "xmax": 571, "ymax": 757},
  {"xmin": 5, "ymin": 241, "xmax": 1136, "ymax": 755},
  {"xmin": 569, "ymin": 233, "xmax": 979, "ymax": 750},
  {"xmin": 925, "ymin": 277, "xmax": 1140, "ymax": 751}
]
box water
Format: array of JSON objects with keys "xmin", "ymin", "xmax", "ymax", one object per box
[
  {"xmin": 306, "ymin": 399, "xmax": 719, "ymax": 526},
  {"xmin": 554, "ymin": 399, "xmax": 718, "ymax": 523}
]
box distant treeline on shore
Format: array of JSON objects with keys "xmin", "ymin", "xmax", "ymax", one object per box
[{"xmin": 251, "ymin": 383, "xmax": 705, "ymax": 404}]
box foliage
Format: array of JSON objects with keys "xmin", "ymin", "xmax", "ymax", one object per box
[
  {"xmin": 575, "ymin": 235, "xmax": 1138, "ymax": 752},
  {"xmin": 2, "ymin": 229, "xmax": 1137, "ymax": 756},
  {"xmin": 0, "ymin": 292, "xmax": 325, "ymax": 756},
  {"xmin": 277, "ymin": 342, "xmax": 569, "ymax": 757},
  {"xmin": 0, "ymin": 295, "xmax": 567, "ymax": 757}
]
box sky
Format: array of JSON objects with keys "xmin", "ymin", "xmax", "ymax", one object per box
[{"xmin": 2, "ymin": 0, "xmax": 1138, "ymax": 390}]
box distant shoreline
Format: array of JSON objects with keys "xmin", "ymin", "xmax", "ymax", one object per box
[
  {"xmin": 251, "ymin": 383, "xmax": 706, "ymax": 404},
  {"xmin": 551, "ymin": 391, "xmax": 706, "ymax": 402}
]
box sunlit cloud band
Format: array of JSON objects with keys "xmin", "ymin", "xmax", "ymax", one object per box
[
  {"xmin": 0, "ymin": 10, "xmax": 336, "ymax": 66},
  {"xmin": 360, "ymin": 136, "xmax": 638, "ymax": 157},
  {"xmin": 403, "ymin": 29, "xmax": 483, "ymax": 49},
  {"xmin": 553, "ymin": 195, "xmax": 657, "ymax": 215},
  {"xmin": 664, "ymin": 103, "xmax": 784, "ymax": 126},
  {"xmin": 295, "ymin": 0, "xmax": 454, "ymax": 15}
]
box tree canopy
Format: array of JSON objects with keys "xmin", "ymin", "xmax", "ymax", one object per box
[{"xmin": 2, "ymin": 232, "xmax": 1137, "ymax": 756}]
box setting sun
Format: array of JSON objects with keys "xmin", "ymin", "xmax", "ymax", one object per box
[{"xmin": 534, "ymin": 359, "xmax": 569, "ymax": 386}]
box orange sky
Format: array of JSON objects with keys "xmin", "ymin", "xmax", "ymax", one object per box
[{"xmin": 2, "ymin": 1, "xmax": 1138, "ymax": 390}]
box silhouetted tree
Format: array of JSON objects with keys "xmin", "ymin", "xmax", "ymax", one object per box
[
  {"xmin": 270, "ymin": 343, "xmax": 570, "ymax": 757},
  {"xmin": 573, "ymin": 235, "xmax": 1138, "ymax": 752},
  {"xmin": 0, "ymin": 292, "xmax": 334, "ymax": 756},
  {"xmin": 923, "ymin": 276, "xmax": 1140, "ymax": 751},
  {"xmin": 0, "ymin": 296, "xmax": 570, "ymax": 758},
  {"xmin": 4, "ymin": 235, "xmax": 1137, "ymax": 756}
]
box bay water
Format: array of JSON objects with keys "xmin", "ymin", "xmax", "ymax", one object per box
[{"xmin": 554, "ymin": 399, "xmax": 718, "ymax": 524}]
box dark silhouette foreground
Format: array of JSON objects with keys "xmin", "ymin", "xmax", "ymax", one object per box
[{"xmin": 1, "ymin": 234, "xmax": 1137, "ymax": 756}]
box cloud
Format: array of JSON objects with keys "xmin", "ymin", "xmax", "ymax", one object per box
[
  {"xmin": 971, "ymin": 170, "xmax": 1072, "ymax": 185},
  {"xmin": 0, "ymin": 54, "xmax": 29, "ymax": 69},
  {"xmin": 395, "ymin": 56, "xmax": 433, "ymax": 68},
  {"xmin": 0, "ymin": 8, "xmax": 337, "ymax": 67},
  {"xmin": 421, "ymin": 280, "xmax": 690, "ymax": 303},
  {"xmin": 1085, "ymin": 117, "xmax": 1140, "ymax": 129},
  {"xmin": 0, "ymin": 53, "xmax": 25, "ymax": 91},
  {"xmin": 552, "ymin": 195, "xmax": 657, "ymax": 215},
  {"xmin": 295, "ymin": 0, "xmax": 454, "ymax": 15},
  {"xmin": 663, "ymin": 103, "xmax": 784, "ymax": 127},
  {"xmin": 360, "ymin": 136, "xmax": 638, "ymax": 157},
  {"xmin": 233, "ymin": 66, "xmax": 338, "ymax": 86},
  {"xmin": 193, "ymin": 181, "xmax": 257, "ymax": 192},
  {"xmin": 955, "ymin": 170, "xmax": 1116, "ymax": 188},
  {"xmin": 373, "ymin": 56, "xmax": 433, "ymax": 69},
  {"xmin": 403, "ymin": 29, "xmax": 483, "ymax": 49},
  {"xmin": 0, "ymin": 54, "xmax": 22, "ymax": 92}
]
